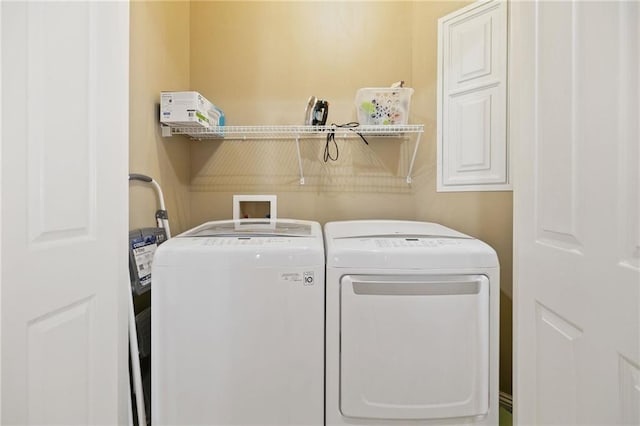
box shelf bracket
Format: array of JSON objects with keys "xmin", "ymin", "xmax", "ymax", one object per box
[
  {"xmin": 161, "ymin": 125, "xmax": 172, "ymax": 137},
  {"xmin": 406, "ymin": 130, "xmax": 423, "ymax": 184},
  {"xmin": 294, "ymin": 133, "xmax": 305, "ymax": 185}
]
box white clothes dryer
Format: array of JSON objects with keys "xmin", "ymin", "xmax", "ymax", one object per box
[
  {"xmin": 152, "ymin": 219, "xmax": 324, "ymax": 426},
  {"xmin": 324, "ymin": 220, "xmax": 499, "ymax": 426}
]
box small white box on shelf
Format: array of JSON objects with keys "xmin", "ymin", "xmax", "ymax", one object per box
[
  {"xmin": 160, "ymin": 91, "xmax": 225, "ymax": 129},
  {"xmin": 355, "ymin": 87, "xmax": 414, "ymax": 125}
]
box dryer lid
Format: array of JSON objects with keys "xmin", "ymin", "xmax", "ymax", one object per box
[
  {"xmin": 324, "ymin": 220, "xmax": 498, "ymax": 269},
  {"xmin": 325, "ymin": 220, "xmax": 470, "ymax": 240}
]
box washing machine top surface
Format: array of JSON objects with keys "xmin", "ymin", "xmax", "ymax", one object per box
[
  {"xmin": 324, "ymin": 220, "xmax": 498, "ymax": 269},
  {"xmin": 154, "ymin": 219, "xmax": 324, "ymax": 268},
  {"xmin": 182, "ymin": 218, "xmax": 315, "ymax": 237}
]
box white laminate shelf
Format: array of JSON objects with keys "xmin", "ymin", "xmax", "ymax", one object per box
[{"xmin": 161, "ymin": 124, "xmax": 424, "ymax": 185}]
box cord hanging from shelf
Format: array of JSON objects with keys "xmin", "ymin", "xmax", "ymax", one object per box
[{"xmin": 323, "ymin": 123, "xmax": 370, "ymax": 163}]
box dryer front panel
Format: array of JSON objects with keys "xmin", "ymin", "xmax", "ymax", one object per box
[{"xmin": 339, "ymin": 274, "xmax": 490, "ymax": 420}]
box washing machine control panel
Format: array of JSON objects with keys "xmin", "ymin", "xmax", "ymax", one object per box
[{"xmin": 201, "ymin": 237, "xmax": 298, "ymax": 246}]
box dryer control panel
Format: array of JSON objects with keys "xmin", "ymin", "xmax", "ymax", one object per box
[{"xmin": 372, "ymin": 237, "xmax": 463, "ymax": 248}]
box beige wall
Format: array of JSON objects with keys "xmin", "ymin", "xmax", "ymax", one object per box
[
  {"xmin": 188, "ymin": 1, "xmax": 512, "ymax": 394},
  {"xmin": 187, "ymin": 1, "xmax": 512, "ymax": 293},
  {"xmin": 129, "ymin": 1, "xmax": 192, "ymax": 235},
  {"xmin": 130, "ymin": 0, "xmax": 513, "ymax": 395}
]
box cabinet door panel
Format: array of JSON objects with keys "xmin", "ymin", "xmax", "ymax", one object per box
[
  {"xmin": 438, "ymin": 0, "xmax": 509, "ymax": 191},
  {"xmin": 444, "ymin": 85, "xmax": 507, "ymax": 185}
]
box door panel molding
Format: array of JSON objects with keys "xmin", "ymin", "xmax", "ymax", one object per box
[
  {"xmin": 534, "ymin": 0, "xmax": 582, "ymax": 253},
  {"xmin": 535, "ymin": 302, "xmax": 582, "ymax": 425},
  {"xmin": 26, "ymin": 2, "xmax": 96, "ymax": 246},
  {"xmin": 618, "ymin": 355, "xmax": 640, "ymax": 424},
  {"xmin": 27, "ymin": 297, "xmax": 94, "ymax": 425},
  {"xmin": 617, "ymin": 1, "xmax": 640, "ymax": 271}
]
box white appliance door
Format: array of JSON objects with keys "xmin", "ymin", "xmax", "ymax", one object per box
[{"xmin": 340, "ymin": 274, "xmax": 490, "ymax": 420}]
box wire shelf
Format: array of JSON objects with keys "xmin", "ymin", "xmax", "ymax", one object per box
[
  {"xmin": 160, "ymin": 124, "xmax": 424, "ymax": 185},
  {"xmin": 162, "ymin": 124, "xmax": 424, "ymax": 140}
]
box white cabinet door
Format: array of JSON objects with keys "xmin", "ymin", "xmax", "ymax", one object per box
[
  {"xmin": 1, "ymin": 2, "xmax": 129, "ymax": 424},
  {"xmin": 437, "ymin": 0, "xmax": 509, "ymax": 192},
  {"xmin": 512, "ymin": 1, "xmax": 639, "ymax": 424}
]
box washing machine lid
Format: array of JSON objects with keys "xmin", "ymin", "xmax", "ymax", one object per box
[
  {"xmin": 153, "ymin": 219, "xmax": 324, "ymax": 268},
  {"xmin": 181, "ymin": 219, "xmax": 314, "ymax": 238},
  {"xmin": 324, "ymin": 220, "xmax": 498, "ymax": 269}
]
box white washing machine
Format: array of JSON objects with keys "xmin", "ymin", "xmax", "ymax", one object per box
[
  {"xmin": 151, "ymin": 219, "xmax": 324, "ymax": 426},
  {"xmin": 324, "ymin": 220, "xmax": 499, "ymax": 426}
]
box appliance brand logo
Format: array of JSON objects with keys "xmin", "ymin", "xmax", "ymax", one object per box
[{"xmin": 303, "ymin": 271, "xmax": 315, "ymax": 286}]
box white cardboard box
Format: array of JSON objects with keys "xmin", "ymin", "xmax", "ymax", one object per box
[{"xmin": 160, "ymin": 91, "xmax": 224, "ymax": 128}]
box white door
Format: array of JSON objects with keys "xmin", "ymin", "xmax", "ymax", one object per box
[
  {"xmin": 512, "ymin": 1, "xmax": 639, "ymax": 424},
  {"xmin": 437, "ymin": 0, "xmax": 509, "ymax": 192},
  {"xmin": 1, "ymin": 2, "xmax": 129, "ymax": 424}
]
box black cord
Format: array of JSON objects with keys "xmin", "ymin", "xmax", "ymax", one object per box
[
  {"xmin": 323, "ymin": 122, "xmax": 370, "ymax": 162},
  {"xmin": 324, "ymin": 127, "xmax": 339, "ymax": 162}
]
